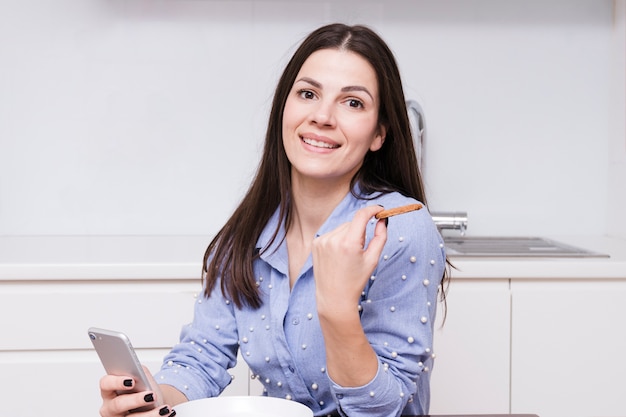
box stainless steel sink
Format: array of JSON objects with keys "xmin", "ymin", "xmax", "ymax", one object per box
[{"xmin": 444, "ymin": 236, "xmax": 609, "ymax": 258}]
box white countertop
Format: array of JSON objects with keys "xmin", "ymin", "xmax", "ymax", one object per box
[
  {"xmin": 1, "ymin": 235, "xmax": 625, "ymax": 281},
  {"xmin": 0, "ymin": 235, "xmax": 209, "ymax": 280},
  {"xmin": 448, "ymin": 234, "xmax": 626, "ymax": 279}
]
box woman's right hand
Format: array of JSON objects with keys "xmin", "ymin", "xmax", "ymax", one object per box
[{"xmin": 99, "ymin": 367, "xmax": 175, "ymax": 417}]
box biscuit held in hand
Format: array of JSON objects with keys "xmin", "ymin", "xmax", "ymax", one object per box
[{"xmin": 374, "ymin": 203, "xmax": 423, "ymax": 219}]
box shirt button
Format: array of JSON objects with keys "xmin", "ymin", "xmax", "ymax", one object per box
[
  {"xmin": 336, "ymin": 394, "xmax": 344, "ymax": 399},
  {"xmin": 292, "ymin": 318, "xmax": 300, "ymax": 325}
]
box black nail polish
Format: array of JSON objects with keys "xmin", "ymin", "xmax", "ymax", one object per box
[
  {"xmin": 123, "ymin": 379, "xmax": 133, "ymax": 387},
  {"xmin": 159, "ymin": 406, "xmax": 170, "ymax": 416},
  {"xmin": 384, "ymin": 217, "xmax": 389, "ymax": 227},
  {"xmin": 144, "ymin": 393, "xmax": 154, "ymax": 403},
  {"xmin": 168, "ymin": 411, "xmax": 177, "ymax": 417}
]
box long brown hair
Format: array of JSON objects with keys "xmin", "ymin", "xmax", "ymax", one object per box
[{"xmin": 203, "ymin": 23, "xmax": 449, "ymax": 309}]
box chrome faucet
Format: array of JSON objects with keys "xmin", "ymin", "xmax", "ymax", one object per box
[
  {"xmin": 406, "ymin": 100, "xmax": 468, "ymax": 237},
  {"xmin": 431, "ymin": 212, "xmax": 468, "ymax": 236},
  {"xmin": 406, "ymin": 99, "xmax": 426, "ymax": 171}
]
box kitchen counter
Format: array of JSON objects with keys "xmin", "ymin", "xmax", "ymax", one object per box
[
  {"xmin": 447, "ymin": 235, "xmax": 626, "ymax": 279},
  {"xmin": 0, "ymin": 235, "xmax": 209, "ymax": 280},
  {"xmin": 419, "ymin": 415, "xmax": 539, "ymax": 417},
  {"xmin": 0, "ymin": 234, "xmax": 625, "ymax": 281},
  {"xmin": 2, "ymin": 235, "xmax": 622, "ymax": 417}
]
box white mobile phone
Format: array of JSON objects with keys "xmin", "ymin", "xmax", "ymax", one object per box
[{"xmin": 88, "ymin": 327, "xmax": 156, "ymax": 412}]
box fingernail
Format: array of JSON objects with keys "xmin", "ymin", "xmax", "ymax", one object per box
[
  {"xmin": 384, "ymin": 217, "xmax": 389, "ymax": 227},
  {"xmin": 168, "ymin": 411, "xmax": 177, "ymax": 417},
  {"xmin": 123, "ymin": 379, "xmax": 133, "ymax": 387},
  {"xmin": 159, "ymin": 406, "xmax": 170, "ymax": 416},
  {"xmin": 144, "ymin": 393, "xmax": 154, "ymax": 403}
]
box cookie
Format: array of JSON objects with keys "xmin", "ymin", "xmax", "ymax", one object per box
[{"xmin": 374, "ymin": 203, "xmax": 423, "ymax": 219}]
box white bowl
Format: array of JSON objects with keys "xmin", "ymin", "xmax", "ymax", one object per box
[{"xmin": 173, "ymin": 396, "xmax": 314, "ymax": 417}]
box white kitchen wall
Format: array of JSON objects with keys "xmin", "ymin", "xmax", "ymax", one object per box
[
  {"xmin": 0, "ymin": 0, "xmax": 621, "ymax": 238},
  {"xmin": 607, "ymin": 0, "xmax": 626, "ymax": 239}
]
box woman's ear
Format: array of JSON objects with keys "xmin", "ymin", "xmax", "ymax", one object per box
[{"xmin": 369, "ymin": 123, "xmax": 387, "ymax": 152}]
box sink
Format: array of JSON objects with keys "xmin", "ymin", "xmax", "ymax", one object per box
[{"xmin": 444, "ymin": 236, "xmax": 609, "ymax": 258}]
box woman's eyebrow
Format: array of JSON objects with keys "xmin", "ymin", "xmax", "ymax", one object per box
[
  {"xmin": 295, "ymin": 77, "xmax": 322, "ymax": 89},
  {"xmin": 295, "ymin": 77, "xmax": 373, "ymax": 100},
  {"xmin": 341, "ymin": 85, "xmax": 373, "ymax": 100}
]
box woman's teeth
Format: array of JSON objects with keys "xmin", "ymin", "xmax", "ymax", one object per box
[{"xmin": 302, "ymin": 137, "xmax": 339, "ymax": 149}]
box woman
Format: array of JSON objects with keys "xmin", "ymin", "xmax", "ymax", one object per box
[{"xmin": 99, "ymin": 23, "xmax": 448, "ymax": 417}]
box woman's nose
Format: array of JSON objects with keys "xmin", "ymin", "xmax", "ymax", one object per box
[{"xmin": 310, "ymin": 101, "xmax": 335, "ymax": 127}]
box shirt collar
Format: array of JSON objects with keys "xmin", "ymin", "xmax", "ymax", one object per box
[{"xmin": 256, "ymin": 184, "xmax": 371, "ymax": 271}]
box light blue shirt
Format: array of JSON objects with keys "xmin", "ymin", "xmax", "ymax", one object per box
[{"xmin": 156, "ymin": 187, "xmax": 446, "ymax": 417}]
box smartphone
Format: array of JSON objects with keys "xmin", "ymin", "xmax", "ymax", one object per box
[{"xmin": 88, "ymin": 327, "xmax": 156, "ymax": 412}]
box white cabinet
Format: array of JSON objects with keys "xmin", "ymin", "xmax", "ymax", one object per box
[
  {"xmin": 429, "ymin": 278, "xmax": 511, "ymax": 414},
  {"xmin": 431, "ymin": 271, "xmax": 626, "ymax": 417},
  {"xmin": 511, "ymin": 279, "xmax": 626, "ymax": 417},
  {"xmin": 2, "ymin": 235, "xmax": 624, "ymax": 417},
  {"xmin": 1, "ymin": 275, "xmax": 513, "ymax": 416},
  {"xmin": 0, "ymin": 279, "xmax": 253, "ymax": 417}
]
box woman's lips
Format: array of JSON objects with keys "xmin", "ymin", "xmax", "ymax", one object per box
[{"xmin": 300, "ymin": 134, "xmax": 340, "ymax": 149}]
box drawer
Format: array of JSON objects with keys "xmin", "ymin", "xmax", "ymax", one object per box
[
  {"xmin": 0, "ymin": 280, "xmax": 200, "ymax": 350},
  {"xmin": 1, "ymin": 349, "xmax": 254, "ymax": 417}
]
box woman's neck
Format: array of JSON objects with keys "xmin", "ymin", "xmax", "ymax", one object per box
[
  {"xmin": 285, "ymin": 177, "xmax": 352, "ymax": 284},
  {"xmin": 288, "ymin": 177, "xmax": 351, "ymax": 243}
]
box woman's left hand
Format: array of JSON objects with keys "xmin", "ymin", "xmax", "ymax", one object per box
[{"xmin": 312, "ymin": 205, "xmax": 387, "ymax": 317}]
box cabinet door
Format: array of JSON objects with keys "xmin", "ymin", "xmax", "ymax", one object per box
[
  {"xmin": 511, "ymin": 279, "xmax": 626, "ymax": 417},
  {"xmin": 0, "ymin": 280, "xmax": 252, "ymax": 417},
  {"xmin": 429, "ymin": 278, "xmax": 511, "ymax": 414},
  {"xmin": 0, "ymin": 349, "xmax": 168, "ymax": 417}
]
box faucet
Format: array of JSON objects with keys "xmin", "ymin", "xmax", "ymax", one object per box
[
  {"xmin": 406, "ymin": 100, "xmax": 467, "ymax": 237},
  {"xmin": 431, "ymin": 212, "xmax": 468, "ymax": 236},
  {"xmin": 406, "ymin": 99, "xmax": 426, "ymax": 171}
]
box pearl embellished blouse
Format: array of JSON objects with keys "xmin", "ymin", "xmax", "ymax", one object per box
[{"xmin": 155, "ymin": 188, "xmax": 446, "ymax": 417}]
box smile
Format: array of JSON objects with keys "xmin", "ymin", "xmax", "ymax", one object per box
[{"xmin": 301, "ymin": 136, "xmax": 340, "ymax": 149}]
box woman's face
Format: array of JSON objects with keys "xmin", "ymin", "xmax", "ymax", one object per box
[{"xmin": 282, "ymin": 48, "xmax": 386, "ymax": 187}]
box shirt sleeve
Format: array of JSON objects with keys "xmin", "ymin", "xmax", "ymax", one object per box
[
  {"xmin": 329, "ymin": 202, "xmax": 446, "ymax": 417},
  {"xmin": 154, "ymin": 281, "xmax": 240, "ymax": 401}
]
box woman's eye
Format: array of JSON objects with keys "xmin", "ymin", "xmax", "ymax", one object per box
[
  {"xmin": 298, "ymin": 89, "xmax": 316, "ymax": 100},
  {"xmin": 347, "ymin": 99, "xmax": 364, "ymax": 109}
]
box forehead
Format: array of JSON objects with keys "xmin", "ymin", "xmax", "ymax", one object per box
[{"xmin": 296, "ymin": 48, "xmax": 378, "ymax": 90}]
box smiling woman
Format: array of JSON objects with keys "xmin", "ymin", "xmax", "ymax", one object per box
[
  {"xmin": 97, "ymin": 23, "xmax": 449, "ymax": 417},
  {"xmin": 282, "ymin": 48, "xmax": 385, "ymax": 190}
]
